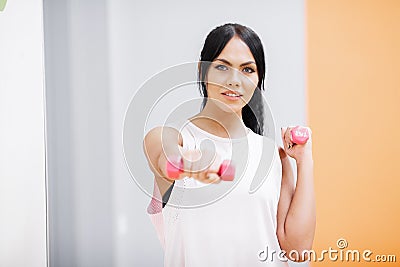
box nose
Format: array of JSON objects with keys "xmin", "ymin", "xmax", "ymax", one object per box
[{"xmin": 226, "ymin": 69, "xmax": 241, "ymax": 88}]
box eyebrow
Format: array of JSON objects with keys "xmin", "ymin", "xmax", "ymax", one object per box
[{"xmin": 214, "ymin": 58, "xmax": 256, "ymax": 67}]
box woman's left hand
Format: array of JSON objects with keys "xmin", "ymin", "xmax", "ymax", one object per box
[{"xmin": 281, "ymin": 126, "xmax": 313, "ymax": 164}]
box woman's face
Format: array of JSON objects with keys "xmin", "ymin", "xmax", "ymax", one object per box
[{"xmin": 205, "ymin": 36, "xmax": 259, "ymax": 114}]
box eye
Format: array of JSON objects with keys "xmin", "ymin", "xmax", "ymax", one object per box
[
  {"xmin": 215, "ymin": 64, "xmax": 228, "ymax": 71},
  {"xmin": 243, "ymin": 67, "xmax": 256, "ymax": 73}
]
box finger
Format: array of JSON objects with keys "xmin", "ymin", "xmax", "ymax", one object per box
[
  {"xmin": 196, "ymin": 171, "xmax": 220, "ymax": 184},
  {"xmin": 281, "ymin": 127, "xmax": 292, "ymax": 150},
  {"xmin": 281, "ymin": 127, "xmax": 287, "ymax": 148},
  {"xmin": 198, "ymin": 171, "xmax": 211, "ymax": 183},
  {"xmin": 206, "ymin": 172, "xmax": 221, "ymax": 184},
  {"xmin": 179, "ymin": 170, "xmax": 198, "ymax": 180},
  {"xmin": 288, "ymin": 127, "xmax": 298, "ymax": 149},
  {"xmin": 285, "ymin": 127, "xmax": 293, "ymax": 143},
  {"xmin": 194, "ymin": 171, "xmax": 217, "ymax": 184},
  {"xmin": 188, "ymin": 172, "xmax": 199, "ymax": 180}
]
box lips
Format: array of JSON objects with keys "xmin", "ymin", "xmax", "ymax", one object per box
[
  {"xmin": 221, "ymin": 90, "xmax": 243, "ymax": 97},
  {"xmin": 221, "ymin": 91, "xmax": 243, "ymax": 101}
]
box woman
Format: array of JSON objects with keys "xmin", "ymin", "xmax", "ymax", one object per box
[{"xmin": 143, "ymin": 23, "xmax": 315, "ymax": 266}]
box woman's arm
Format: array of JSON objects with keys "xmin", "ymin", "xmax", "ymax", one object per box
[
  {"xmin": 276, "ymin": 127, "xmax": 316, "ymax": 262},
  {"xmin": 143, "ymin": 126, "xmax": 182, "ymax": 197}
]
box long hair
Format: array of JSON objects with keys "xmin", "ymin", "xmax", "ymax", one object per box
[{"xmin": 198, "ymin": 23, "xmax": 266, "ymax": 135}]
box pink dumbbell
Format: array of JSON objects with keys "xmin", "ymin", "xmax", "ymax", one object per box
[
  {"xmin": 166, "ymin": 156, "xmax": 235, "ymax": 181},
  {"xmin": 290, "ymin": 126, "xmax": 310, "ymax": 144}
]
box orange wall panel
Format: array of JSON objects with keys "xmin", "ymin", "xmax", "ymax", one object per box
[{"xmin": 307, "ymin": 0, "xmax": 400, "ymax": 266}]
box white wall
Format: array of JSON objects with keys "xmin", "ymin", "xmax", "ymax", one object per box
[
  {"xmin": 0, "ymin": 0, "xmax": 47, "ymax": 266},
  {"xmin": 43, "ymin": 0, "xmax": 114, "ymax": 266}
]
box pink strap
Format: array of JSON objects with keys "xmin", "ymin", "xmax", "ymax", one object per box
[{"xmin": 147, "ymin": 179, "xmax": 166, "ymax": 250}]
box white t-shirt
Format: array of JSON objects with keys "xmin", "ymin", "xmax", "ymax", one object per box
[{"xmin": 147, "ymin": 120, "xmax": 289, "ymax": 267}]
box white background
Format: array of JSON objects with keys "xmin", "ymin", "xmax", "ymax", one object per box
[{"xmin": 0, "ymin": 0, "xmax": 47, "ymax": 266}]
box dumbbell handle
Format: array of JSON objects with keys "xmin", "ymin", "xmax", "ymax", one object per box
[
  {"xmin": 290, "ymin": 126, "xmax": 310, "ymax": 145},
  {"xmin": 166, "ymin": 156, "xmax": 235, "ymax": 181}
]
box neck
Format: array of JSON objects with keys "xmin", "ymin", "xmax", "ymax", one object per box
[{"xmin": 190, "ymin": 101, "xmax": 248, "ymax": 139}]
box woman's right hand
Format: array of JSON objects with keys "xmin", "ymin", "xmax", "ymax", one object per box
[
  {"xmin": 174, "ymin": 148, "xmax": 222, "ymax": 184},
  {"xmin": 143, "ymin": 126, "xmax": 222, "ymax": 184}
]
